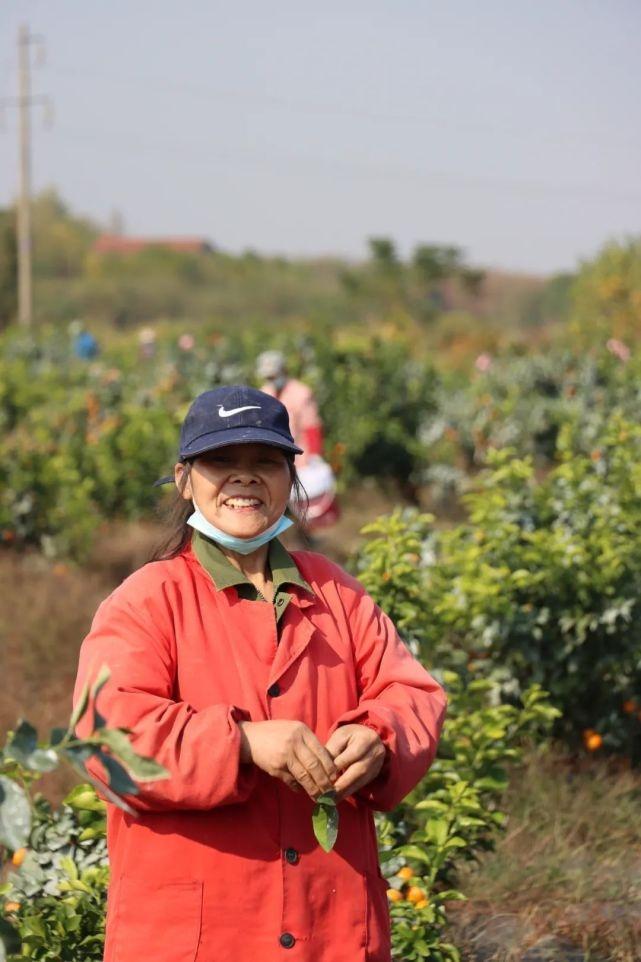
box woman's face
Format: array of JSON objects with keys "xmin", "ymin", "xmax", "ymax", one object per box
[{"xmin": 175, "ymin": 443, "xmax": 292, "ymax": 538}]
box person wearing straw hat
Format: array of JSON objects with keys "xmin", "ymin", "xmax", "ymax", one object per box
[{"xmin": 73, "ymin": 385, "xmax": 446, "ymax": 962}]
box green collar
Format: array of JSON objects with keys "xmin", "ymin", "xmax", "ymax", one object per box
[{"xmin": 191, "ymin": 530, "xmax": 313, "ymax": 596}]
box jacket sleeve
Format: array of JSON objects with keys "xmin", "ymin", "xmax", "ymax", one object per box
[
  {"xmin": 329, "ymin": 581, "xmax": 447, "ymax": 812},
  {"xmin": 73, "ymin": 584, "xmax": 256, "ymax": 813}
]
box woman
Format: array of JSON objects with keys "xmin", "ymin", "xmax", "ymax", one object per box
[{"xmin": 74, "ymin": 385, "xmax": 447, "ymax": 962}]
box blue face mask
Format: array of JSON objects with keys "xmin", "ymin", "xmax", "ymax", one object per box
[{"xmin": 187, "ymin": 505, "xmax": 294, "ymax": 555}]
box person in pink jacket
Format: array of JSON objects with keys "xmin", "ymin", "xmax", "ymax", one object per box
[
  {"xmin": 257, "ymin": 351, "xmax": 323, "ymax": 468},
  {"xmin": 73, "ymin": 385, "xmax": 447, "ymax": 962}
]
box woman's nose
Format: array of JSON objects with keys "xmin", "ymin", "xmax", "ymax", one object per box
[{"xmin": 230, "ymin": 470, "xmax": 258, "ymax": 484}]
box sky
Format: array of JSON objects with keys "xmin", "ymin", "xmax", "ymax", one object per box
[{"xmin": 1, "ymin": 0, "xmax": 640, "ymax": 274}]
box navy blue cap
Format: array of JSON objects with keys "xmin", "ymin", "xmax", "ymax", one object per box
[{"xmin": 154, "ymin": 385, "xmax": 302, "ymax": 485}]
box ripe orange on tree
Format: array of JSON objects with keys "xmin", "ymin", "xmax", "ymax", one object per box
[
  {"xmin": 406, "ymin": 886, "xmax": 427, "ymax": 904},
  {"xmin": 11, "ymin": 848, "xmax": 27, "ymax": 867}
]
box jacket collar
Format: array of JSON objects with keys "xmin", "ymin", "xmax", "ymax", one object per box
[{"xmin": 190, "ymin": 531, "xmax": 314, "ymax": 598}]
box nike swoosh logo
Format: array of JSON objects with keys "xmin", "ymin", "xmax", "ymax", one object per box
[{"xmin": 217, "ymin": 404, "xmax": 262, "ymax": 418}]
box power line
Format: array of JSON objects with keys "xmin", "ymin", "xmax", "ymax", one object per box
[
  {"xmin": 46, "ymin": 64, "xmax": 641, "ymax": 151},
  {"xmin": 47, "ymin": 122, "xmax": 641, "ymax": 205}
]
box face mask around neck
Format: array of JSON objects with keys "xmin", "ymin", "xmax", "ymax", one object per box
[{"xmin": 187, "ymin": 504, "xmax": 294, "ymax": 555}]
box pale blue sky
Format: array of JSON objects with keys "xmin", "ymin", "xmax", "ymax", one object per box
[{"xmin": 1, "ymin": 0, "xmax": 640, "ymax": 273}]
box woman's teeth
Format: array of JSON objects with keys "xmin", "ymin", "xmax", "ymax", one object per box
[{"xmin": 225, "ymin": 497, "xmax": 261, "ymax": 509}]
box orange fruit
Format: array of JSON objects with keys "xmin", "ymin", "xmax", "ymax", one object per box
[
  {"xmin": 622, "ymin": 700, "xmax": 637, "ymax": 714},
  {"xmin": 387, "ymin": 889, "xmax": 403, "ymax": 902},
  {"xmin": 585, "ymin": 732, "xmax": 603, "ymax": 751},
  {"xmin": 11, "ymin": 848, "xmax": 27, "ymax": 867},
  {"xmin": 406, "ymin": 886, "xmax": 427, "ymax": 903},
  {"xmin": 4, "ymin": 902, "xmax": 21, "ymax": 913},
  {"xmin": 415, "ymin": 899, "xmax": 430, "ymax": 910},
  {"xmin": 590, "ymin": 450, "xmax": 602, "ymax": 462},
  {"xmin": 396, "ymin": 867, "xmax": 413, "ymax": 881}
]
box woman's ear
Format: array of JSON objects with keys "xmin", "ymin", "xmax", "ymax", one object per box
[{"xmin": 174, "ymin": 462, "xmax": 193, "ymax": 501}]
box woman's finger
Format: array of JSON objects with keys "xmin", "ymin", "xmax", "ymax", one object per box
[
  {"xmin": 333, "ymin": 768, "xmax": 373, "ymax": 804},
  {"xmin": 293, "ymin": 742, "xmax": 335, "ymax": 796},
  {"xmin": 332, "ymin": 752, "xmax": 386, "ymax": 801},
  {"xmin": 301, "ymin": 731, "xmax": 338, "ymax": 784},
  {"xmin": 279, "ymin": 772, "xmax": 300, "ymax": 793},
  {"xmin": 324, "ymin": 727, "xmax": 350, "ymax": 759},
  {"xmin": 331, "ymin": 741, "xmax": 368, "ymax": 772},
  {"xmin": 289, "ymin": 762, "xmax": 323, "ymax": 799}
]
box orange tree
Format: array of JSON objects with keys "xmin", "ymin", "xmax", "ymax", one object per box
[{"xmin": 359, "ymin": 413, "xmax": 641, "ymax": 756}]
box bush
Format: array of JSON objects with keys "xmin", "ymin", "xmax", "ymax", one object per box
[
  {"xmin": 0, "ymin": 327, "xmax": 437, "ymax": 556},
  {"xmin": 0, "ymin": 668, "xmax": 167, "ymax": 960},
  {"xmin": 359, "ymin": 415, "xmax": 641, "ymax": 756},
  {"xmin": 356, "ymin": 514, "xmax": 558, "ymax": 960}
]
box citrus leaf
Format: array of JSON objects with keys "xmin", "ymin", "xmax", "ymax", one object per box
[
  {"xmin": 0, "ymin": 917, "xmax": 21, "ymax": 957},
  {"xmin": 68, "ymin": 681, "xmax": 90, "ymax": 734},
  {"xmin": 98, "ymin": 728, "xmax": 168, "ymax": 781},
  {"xmin": 6, "ymin": 721, "xmax": 37, "ymax": 762},
  {"xmin": 0, "ymin": 776, "xmax": 32, "ymax": 851},
  {"xmin": 97, "ymin": 751, "xmax": 139, "ymax": 796},
  {"xmin": 312, "ymin": 800, "xmax": 339, "ymax": 852}
]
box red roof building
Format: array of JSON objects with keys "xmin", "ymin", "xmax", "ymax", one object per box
[{"xmin": 93, "ymin": 235, "xmax": 213, "ymax": 255}]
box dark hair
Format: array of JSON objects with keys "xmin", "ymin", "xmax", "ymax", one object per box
[{"xmin": 149, "ymin": 455, "xmax": 309, "ymax": 562}]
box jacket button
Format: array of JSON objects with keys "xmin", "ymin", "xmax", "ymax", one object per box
[
  {"xmin": 279, "ymin": 933, "xmax": 296, "ymax": 949},
  {"xmin": 268, "ymin": 683, "xmax": 281, "ymax": 697},
  {"xmin": 284, "ymin": 847, "xmax": 299, "ymax": 865}
]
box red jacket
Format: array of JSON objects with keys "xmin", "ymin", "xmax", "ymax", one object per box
[{"xmin": 74, "ymin": 545, "xmax": 446, "ymax": 962}]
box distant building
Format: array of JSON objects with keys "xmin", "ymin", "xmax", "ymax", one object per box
[{"xmin": 93, "ymin": 235, "xmax": 213, "ymax": 255}]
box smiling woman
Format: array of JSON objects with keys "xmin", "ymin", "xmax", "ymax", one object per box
[
  {"xmin": 72, "ymin": 385, "xmax": 447, "ymax": 962},
  {"xmin": 179, "ymin": 444, "xmax": 292, "ymax": 538}
]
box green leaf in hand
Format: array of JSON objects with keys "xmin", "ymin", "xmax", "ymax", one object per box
[{"xmin": 312, "ymin": 791, "xmax": 339, "ymax": 852}]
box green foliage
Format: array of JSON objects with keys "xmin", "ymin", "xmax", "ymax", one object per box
[
  {"xmin": 355, "ymin": 518, "xmax": 558, "ymax": 960},
  {"xmin": 0, "ymin": 668, "xmax": 168, "ymax": 959},
  {"xmin": 4, "ymin": 790, "xmax": 108, "ymax": 961},
  {"xmin": 305, "ymin": 338, "xmax": 437, "ymax": 489},
  {"xmin": 0, "ymin": 327, "xmax": 437, "ymax": 556},
  {"xmin": 357, "ymin": 420, "xmax": 641, "ymax": 756},
  {"xmin": 379, "ymin": 676, "xmax": 557, "ymax": 961},
  {"xmin": 424, "ymin": 347, "xmax": 641, "ymax": 499},
  {"xmin": 0, "ymin": 210, "xmax": 17, "ymax": 328},
  {"xmin": 571, "ymin": 237, "xmax": 641, "ymax": 344}
]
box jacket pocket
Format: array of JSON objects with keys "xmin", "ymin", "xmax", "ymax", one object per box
[{"xmin": 112, "ymin": 877, "xmax": 203, "ymax": 962}]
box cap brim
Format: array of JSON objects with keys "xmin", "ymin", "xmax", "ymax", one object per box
[
  {"xmin": 181, "ymin": 427, "xmax": 303, "ymax": 459},
  {"xmin": 153, "ymin": 475, "xmax": 175, "ymax": 487},
  {"xmin": 153, "ymin": 429, "xmax": 303, "ymax": 486}
]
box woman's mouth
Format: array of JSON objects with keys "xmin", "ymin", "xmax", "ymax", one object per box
[{"xmin": 224, "ymin": 496, "xmax": 263, "ymax": 511}]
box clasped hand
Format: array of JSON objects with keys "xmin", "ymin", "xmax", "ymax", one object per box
[{"xmin": 238, "ymin": 720, "xmax": 386, "ymax": 802}]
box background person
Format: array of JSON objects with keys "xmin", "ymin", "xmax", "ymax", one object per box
[
  {"xmin": 257, "ymin": 349, "xmax": 323, "ymax": 468},
  {"xmin": 73, "ymin": 385, "xmax": 446, "ymax": 962},
  {"xmin": 69, "ymin": 319, "xmax": 100, "ymax": 360},
  {"xmin": 257, "ymin": 350, "xmax": 339, "ymax": 528}
]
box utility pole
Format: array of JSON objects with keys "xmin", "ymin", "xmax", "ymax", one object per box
[
  {"xmin": 17, "ymin": 24, "xmax": 33, "ymax": 328},
  {"xmin": 1, "ymin": 25, "xmax": 49, "ymax": 328}
]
